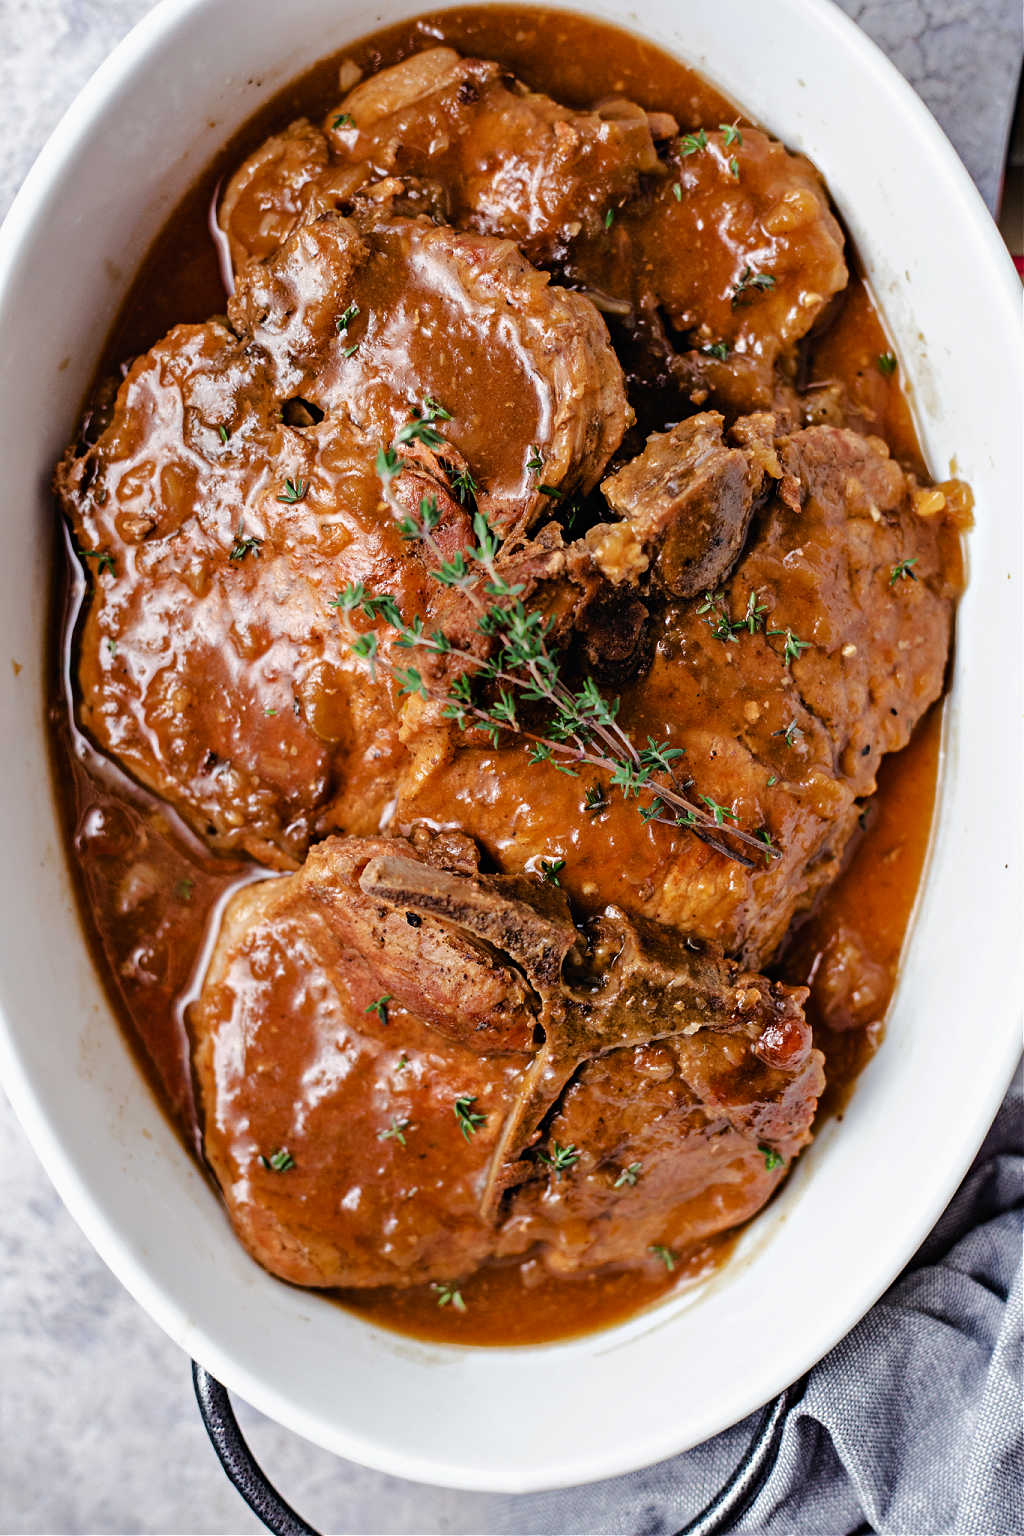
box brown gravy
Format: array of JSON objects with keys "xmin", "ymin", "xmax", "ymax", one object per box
[{"xmin": 50, "ymin": 5, "xmax": 949, "ymax": 1346}]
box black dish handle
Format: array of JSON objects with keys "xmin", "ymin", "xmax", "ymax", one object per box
[
  {"xmin": 192, "ymin": 1363, "xmax": 318, "ymax": 1536},
  {"xmin": 192, "ymin": 1360, "xmax": 804, "ymax": 1536}
]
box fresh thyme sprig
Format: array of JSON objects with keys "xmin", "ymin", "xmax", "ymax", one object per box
[
  {"xmin": 329, "ymin": 425, "xmax": 780, "ymax": 867},
  {"xmin": 395, "ymin": 418, "xmax": 445, "ymax": 449},
  {"xmin": 697, "ymin": 589, "xmax": 740, "ymax": 642}
]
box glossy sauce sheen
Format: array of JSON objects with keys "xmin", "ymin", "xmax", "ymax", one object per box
[{"xmin": 51, "ymin": 6, "xmax": 948, "ymax": 1344}]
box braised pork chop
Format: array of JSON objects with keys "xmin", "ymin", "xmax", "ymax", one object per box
[
  {"xmin": 567, "ymin": 126, "xmax": 848, "ymax": 416},
  {"xmin": 221, "ymin": 48, "xmax": 664, "ymax": 270},
  {"xmin": 192, "ymin": 830, "xmax": 819, "ymax": 1288},
  {"xmin": 397, "ymin": 417, "xmax": 965, "ymax": 966},
  {"xmin": 55, "ymin": 212, "xmax": 627, "ymax": 865},
  {"xmin": 227, "ymin": 212, "xmax": 629, "ymax": 532},
  {"xmin": 504, "ymin": 1024, "xmax": 821, "ymax": 1275}
]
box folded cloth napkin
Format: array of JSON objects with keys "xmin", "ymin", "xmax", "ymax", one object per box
[{"xmin": 490, "ymin": 1065, "xmax": 1023, "ymax": 1535}]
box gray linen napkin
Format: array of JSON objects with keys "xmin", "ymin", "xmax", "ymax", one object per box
[{"xmin": 483, "ymin": 1068, "xmax": 1023, "ymax": 1536}]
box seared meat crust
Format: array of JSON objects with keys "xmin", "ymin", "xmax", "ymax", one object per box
[{"xmin": 594, "ymin": 411, "xmax": 776, "ymax": 596}]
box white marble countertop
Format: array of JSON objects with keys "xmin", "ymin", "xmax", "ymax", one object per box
[{"xmin": 1, "ymin": 2, "xmax": 1019, "ymax": 1531}]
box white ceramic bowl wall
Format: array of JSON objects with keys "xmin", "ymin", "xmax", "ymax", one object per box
[{"xmin": 0, "ymin": 0, "xmax": 1020, "ymax": 1493}]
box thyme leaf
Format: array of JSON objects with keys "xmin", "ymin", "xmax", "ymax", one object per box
[
  {"xmin": 772, "ymin": 720, "xmax": 801, "ymax": 747},
  {"xmin": 229, "ymin": 528, "xmax": 263, "ymax": 561},
  {"xmin": 889, "ymin": 558, "xmax": 918, "ymax": 585},
  {"xmin": 454, "ymin": 1094, "xmax": 486, "ymax": 1140},
  {"xmin": 584, "ymin": 781, "xmax": 608, "ymax": 815},
  {"xmin": 767, "ymin": 627, "xmax": 811, "ymax": 667},
  {"xmin": 431, "ymin": 1282, "xmax": 467, "ymax": 1311},
  {"xmin": 451, "ymin": 468, "xmax": 478, "ymax": 506},
  {"xmin": 379, "ymin": 1118, "xmax": 411, "ymax": 1146},
  {"xmin": 276, "ymin": 477, "xmax": 308, "ymax": 504},
  {"xmin": 731, "ymin": 266, "xmax": 776, "ymax": 308},
  {"xmin": 79, "ymin": 547, "xmax": 116, "ymax": 576},
  {"xmin": 395, "ymin": 417, "xmax": 445, "ymax": 449},
  {"xmin": 537, "ymin": 1141, "xmax": 580, "ymax": 1179}
]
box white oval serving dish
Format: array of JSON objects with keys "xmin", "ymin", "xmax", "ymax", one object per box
[{"xmin": 0, "ymin": 0, "xmax": 1020, "ymax": 1494}]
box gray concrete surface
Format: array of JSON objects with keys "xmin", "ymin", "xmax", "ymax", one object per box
[{"xmin": 1, "ymin": 1, "xmax": 1019, "ymax": 1531}]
